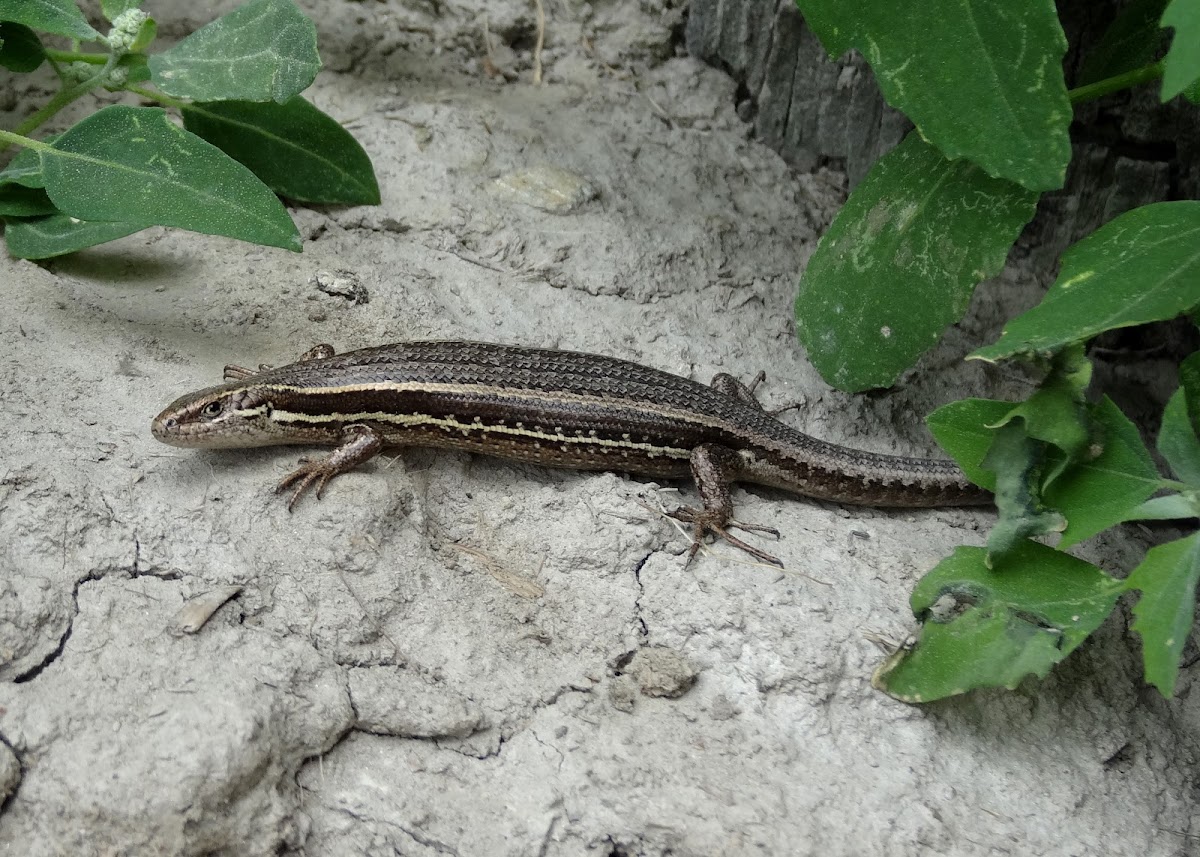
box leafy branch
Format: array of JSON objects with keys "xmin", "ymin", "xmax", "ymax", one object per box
[
  {"xmin": 0, "ymin": 0, "xmax": 380, "ymax": 258},
  {"xmin": 787, "ymin": 0, "xmax": 1200, "ymax": 700}
]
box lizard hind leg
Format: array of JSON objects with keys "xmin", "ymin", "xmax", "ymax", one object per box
[
  {"xmin": 667, "ymin": 443, "xmax": 783, "ymax": 567},
  {"xmin": 710, "ymin": 371, "xmax": 803, "ymax": 417},
  {"xmin": 710, "ymin": 372, "xmax": 766, "ymax": 408}
]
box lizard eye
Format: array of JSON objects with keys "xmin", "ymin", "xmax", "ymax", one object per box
[{"xmin": 201, "ymin": 401, "xmax": 223, "ymax": 418}]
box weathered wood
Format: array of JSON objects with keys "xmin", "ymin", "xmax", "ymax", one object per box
[{"xmin": 687, "ymin": 0, "xmax": 1198, "ymax": 262}]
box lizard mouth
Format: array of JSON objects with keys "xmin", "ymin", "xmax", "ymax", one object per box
[{"xmin": 150, "ymin": 412, "xmax": 192, "ymax": 447}]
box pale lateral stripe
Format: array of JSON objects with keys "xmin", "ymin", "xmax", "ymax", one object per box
[
  {"xmin": 262, "ymin": 379, "xmax": 720, "ymax": 429},
  {"xmin": 269, "ymin": 407, "xmax": 693, "ymax": 460}
]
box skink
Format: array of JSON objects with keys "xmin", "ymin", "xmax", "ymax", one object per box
[{"xmin": 151, "ymin": 341, "xmax": 989, "ymax": 566}]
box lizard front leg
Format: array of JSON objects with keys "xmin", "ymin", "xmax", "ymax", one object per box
[
  {"xmin": 276, "ymin": 423, "xmax": 385, "ymax": 509},
  {"xmin": 224, "ymin": 344, "xmax": 337, "ymax": 381}
]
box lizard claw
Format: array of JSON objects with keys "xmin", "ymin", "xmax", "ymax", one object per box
[
  {"xmin": 668, "ymin": 505, "xmax": 784, "ymax": 568},
  {"xmin": 276, "ymin": 461, "xmax": 337, "ymax": 510}
]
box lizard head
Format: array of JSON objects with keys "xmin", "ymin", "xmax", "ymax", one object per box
[{"xmin": 152, "ymin": 383, "xmax": 278, "ymax": 449}]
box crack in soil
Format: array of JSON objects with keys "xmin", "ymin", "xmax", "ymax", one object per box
[
  {"xmin": 14, "ymin": 536, "xmax": 181, "ymax": 684},
  {"xmin": 632, "ymin": 552, "xmax": 651, "ymax": 638},
  {"xmin": 0, "ymin": 729, "xmax": 25, "ymax": 817}
]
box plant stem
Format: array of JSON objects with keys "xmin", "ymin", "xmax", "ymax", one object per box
[
  {"xmin": 44, "ymin": 49, "xmax": 108, "ymax": 65},
  {"xmin": 1069, "ymin": 61, "xmax": 1164, "ymax": 105},
  {"xmin": 0, "ymin": 129, "xmax": 53, "ymax": 151},
  {"xmin": 14, "ymin": 79, "xmax": 105, "ymax": 136},
  {"xmin": 127, "ymin": 85, "xmax": 186, "ymax": 110},
  {"xmin": 1, "ymin": 59, "xmax": 116, "ymax": 155}
]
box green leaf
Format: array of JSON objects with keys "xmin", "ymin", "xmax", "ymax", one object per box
[
  {"xmin": 1159, "ymin": 386, "xmax": 1200, "ymax": 485},
  {"xmin": 1127, "ymin": 493, "xmax": 1200, "ymax": 521},
  {"xmin": 932, "ymin": 395, "xmax": 1162, "ymax": 549},
  {"xmin": 874, "ymin": 542, "xmax": 1123, "ymax": 702},
  {"xmin": 1126, "ymin": 534, "xmax": 1200, "ymax": 696},
  {"xmin": 927, "ymin": 397, "xmax": 1012, "ymax": 491},
  {"xmin": 0, "ymin": 184, "xmax": 56, "ymax": 216},
  {"xmin": 998, "ymin": 345, "xmax": 1092, "ymax": 471},
  {"xmin": 1161, "ymin": 0, "xmax": 1200, "ymax": 100},
  {"xmin": 981, "ymin": 422, "xmax": 1066, "ymax": 560},
  {"xmin": 975, "ymin": 347, "xmax": 1092, "ymax": 514},
  {"xmin": 1079, "ymin": 0, "xmax": 1169, "ymax": 85},
  {"xmin": 115, "ymin": 52, "xmax": 151, "ymax": 85},
  {"xmin": 102, "ymin": 0, "xmax": 141, "ymax": 21},
  {"xmin": 4, "ymin": 213, "xmax": 144, "ymax": 258},
  {"xmin": 0, "ymin": 0, "xmax": 100, "ymax": 40},
  {"xmin": 0, "ymin": 21, "xmax": 44, "ymax": 72},
  {"xmin": 128, "ymin": 14, "xmax": 155, "ymax": 52},
  {"xmin": 40, "ymin": 105, "xmax": 301, "ymax": 251},
  {"xmin": 181, "ymin": 96, "xmax": 379, "ymax": 205},
  {"xmin": 1047, "ymin": 397, "xmax": 1163, "ymax": 548},
  {"xmin": 0, "ymin": 145, "xmax": 47, "ymax": 188},
  {"xmin": 798, "ymin": 0, "xmax": 1071, "ymax": 191},
  {"xmin": 795, "ymin": 133, "xmax": 1038, "ymax": 391},
  {"xmin": 1179, "ymin": 350, "xmax": 1200, "ymax": 440},
  {"xmin": 148, "ymin": 0, "xmax": 320, "ymax": 104},
  {"xmin": 973, "ymin": 202, "xmax": 1200, "ymax": 361}
]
